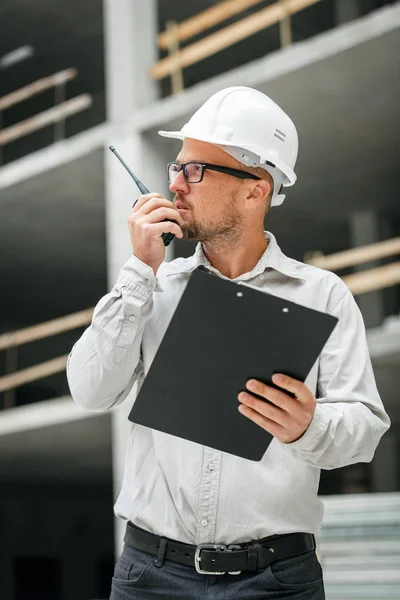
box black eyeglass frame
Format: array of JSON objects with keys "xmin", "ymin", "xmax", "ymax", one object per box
[{"xmin": 167, "ymin": 161, "xmax": 262, "ymax": 184}]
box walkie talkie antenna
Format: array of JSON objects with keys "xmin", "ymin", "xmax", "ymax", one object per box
[{"xmin": 109, "ymin": 145, "xmax": 150, "ymax": 195}]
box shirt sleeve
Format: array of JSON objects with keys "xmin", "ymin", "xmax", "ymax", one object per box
[
  {"xmin": 67, "ymin": 255, "xmax": 157, "ymax": 412},
  {"xmin": 283, "ymin": 285, "xmax": 391, "ymax": 469}
]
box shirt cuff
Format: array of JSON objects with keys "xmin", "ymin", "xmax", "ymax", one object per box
[
  {"xmin": 117, "ymin": 255, "xmax": 162, "ymax": 295},
  {"xmin": 281, "ymin": 403, "xmax": 330, "ymax": 452}
]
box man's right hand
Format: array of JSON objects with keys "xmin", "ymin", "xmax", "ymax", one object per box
[{"xmin": 128, "ymin": 193, "xmax": 184, "ymax": 275}]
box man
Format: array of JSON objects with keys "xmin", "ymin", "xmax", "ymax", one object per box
[{"xmin": 67, "ymin": 87, "xmax": 390, "ymax": 599}]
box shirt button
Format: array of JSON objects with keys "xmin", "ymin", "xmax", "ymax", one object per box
[
  {"xmin": 129, "ymin": 316, "xmax": 135, "ymax": 322},
  {"xmin": 259, "ymin": 274, "xmax": 265, "ymax": 280},
  {"xmin": 201, "ymin": 519, "xmax": 208, "ymax": 527},
  {"xmin": 208, "ymin": 463, "xmax": 215, "ymax": 472}
]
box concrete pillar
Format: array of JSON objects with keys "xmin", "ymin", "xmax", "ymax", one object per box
[
  {"xmin": 370, "ymin": 362, "xmax": 399, "ymax": 493},
  {"xmin": 371, "ymin": 429, "xmax": 398, "ymax": 492},
  {"xmin": 378, "ymin": 212, "xmax": 399, "ymax": 319},
  {"xmin": 335, "ymin": 0, "xmax": 361, "ymax": 25},
  {"xmin": 103, "ymin": 0, "xmax": 173, "ymax": 556},
  {"xmin": 349, "ymin": 209, "xmax": 385, "ymax": 329},
  {"xmin": 103, "ymin": 0, "xmax": 159, "ymax": 123}
]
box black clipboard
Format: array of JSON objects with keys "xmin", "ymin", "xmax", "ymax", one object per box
[{"xmin": 129, "ymin": 269, "xmax": 338, "ymax": 461}]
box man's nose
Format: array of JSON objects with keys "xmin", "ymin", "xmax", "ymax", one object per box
[{"xmin": 169, "ymin": 169, "xmax": 190, "ymax": 195}]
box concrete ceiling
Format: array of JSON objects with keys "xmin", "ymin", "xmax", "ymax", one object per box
[
  {"xmin": 0, "ymin": 411, "xmax": 112, "ymax": 485},
  {"xmin": 0, "ymin": 148, "xmax": 106, "ymax": 331}
]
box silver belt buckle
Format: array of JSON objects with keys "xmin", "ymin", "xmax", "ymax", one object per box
[
  {"xmin": 195, "ymin": 544, "xmax": 227, "ymax": 575},
  {"xmin": 194, "ymin": 543, "xmax": 242, "ymax": 576}
]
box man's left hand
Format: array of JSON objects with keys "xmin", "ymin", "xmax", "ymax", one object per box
[{"xmin": 237, "ymin": 374, "xmax": 316, "ymax": 444}]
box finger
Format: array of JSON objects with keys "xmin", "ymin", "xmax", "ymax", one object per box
[
  {"xmin": 245, "ymin": 380, "xmax": 294, "ymax": 412},
  {"xmin": 152, "ymin": 220, "xmax": 183, "ymax": 239},
  {"xmin": 142, "ymin": 206, "xmax": 185, "ymax": 228},
  {"xmin": 132, "ymin": 193, "xmax": 164, "ymax": 213},
  {"xmin": 238, "ymin": 392, "xmax": 288, "ymax": 426},
  {"xmin": 238, "ymin": 404, "xmax": 283, "ymax": 438},
  {"xmin": 137, "ymin": 197, "xmax": 175, "ymax": 216},
  {"xmin": 272, "ymin": 374, "xmax": 311, "ymax": 403}
]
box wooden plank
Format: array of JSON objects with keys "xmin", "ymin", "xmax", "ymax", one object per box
[
  {"xmin": 158, "ymin": 0, "xmax": 265, "ymax": 49},
  {"xmin": 307, "ymin": 237, "xmax": 400, "ymax": 271},
  {"xmin": 0, "ymin": 68, "xmax": 77, "ymax": 111},
  {"xmin": 151, "ymin": 0, "xmax": 320, "ymax": 80},
  {"xmin": 0, "ymin": 309, "xmax": 93, "ymax": 351},
  {"xmin": 0, "ymin": 355, "xmax": 68, "ymax": 392},
  {"xmin": 279, "ymin": 0, "xmax": 293, "ymax": 47},
  {"xmin": 0, "ymin": 94, "xmax": 92, "ymax": 146},
  {"xmin": 166, "ymin": 20, "xmax": 184, "ymax": 95},
  {"xmin": 342, "ymin": 262, "xmax": 400, "ymax": 296},
  {"xmin": 4, "ymin": 346, "xmax": 18, "ymax": 408}
]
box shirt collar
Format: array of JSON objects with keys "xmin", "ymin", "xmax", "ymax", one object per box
[{"xmin": 166, "ymin": 231, "xmax": 305, "ymax": 282}]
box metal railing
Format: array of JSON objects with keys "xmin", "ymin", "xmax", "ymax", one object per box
[{"xmin": 0, "ymin": 237, "xmax": 399, "ymax": 406}]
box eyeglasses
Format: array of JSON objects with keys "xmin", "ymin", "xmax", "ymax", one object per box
[{"xmin": 167, "ymin": 161, "xmax": 261, "ymax": 184}]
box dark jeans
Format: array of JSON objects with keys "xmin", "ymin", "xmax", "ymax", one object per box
[{"xmin": 109, "ymin": 542, "xmax": 325, "ymax": 599}]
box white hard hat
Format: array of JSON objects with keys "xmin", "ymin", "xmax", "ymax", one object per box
[{"xmin": 159, "ymin": 86, "xmax": 298, "ymax": 207}]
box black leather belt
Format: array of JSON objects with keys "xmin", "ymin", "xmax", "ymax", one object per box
[{"xmin": 124, "ymin": 522, "xmax": 316, "ymax": 576}]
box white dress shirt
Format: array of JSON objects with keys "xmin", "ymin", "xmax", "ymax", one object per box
[{"xmin": 67, "ymin": 232, "xmax": 390, "ymax": 545}]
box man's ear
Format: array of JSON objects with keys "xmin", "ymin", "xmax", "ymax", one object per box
[{"xmin": 247, "ymin": 179, "xmax": 272, "ymax": 206}]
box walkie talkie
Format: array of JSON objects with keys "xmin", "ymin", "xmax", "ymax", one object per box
[{"xmin": 109, "ymin": 145, "xmax": 175, "ymax": 247}]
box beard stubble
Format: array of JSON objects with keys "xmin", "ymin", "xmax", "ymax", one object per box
[{"xmin": 176, "ymin": 192, "xmax": 242, "ymax": 246}]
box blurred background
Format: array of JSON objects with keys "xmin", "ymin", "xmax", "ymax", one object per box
[{"xmin": 0, "ymin": 1, "xmax": 399, "ymax": 598}]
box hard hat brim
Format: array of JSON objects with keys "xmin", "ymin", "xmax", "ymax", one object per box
[{"xmin": 159, "ymin": 130, "xmax": 193, "ymax": 142}]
